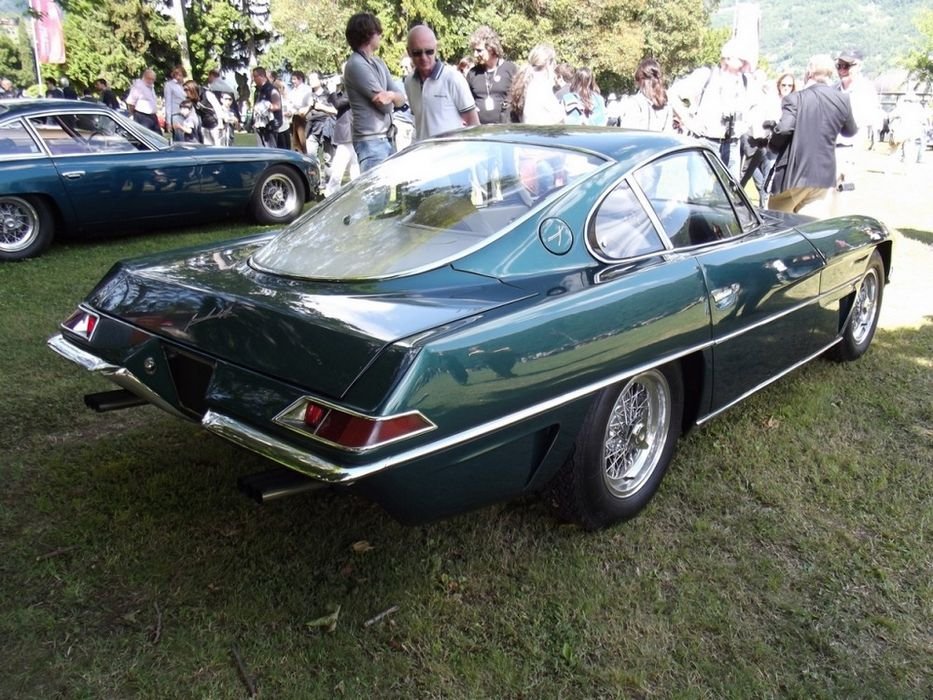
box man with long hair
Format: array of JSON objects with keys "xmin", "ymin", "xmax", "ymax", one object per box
[
  {"xmin": 342, "ymin": 12, "xmax": 407, "ymax": 172},
  {"xmin": 466, "ymin": 26, "xmax": 518, "ymax": 124}
]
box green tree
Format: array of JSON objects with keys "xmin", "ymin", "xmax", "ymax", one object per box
[
  {"xmin": 265, "ymin": 0, "xmax": 354, "ymax": 75},
  {"xmin": 262, "ymin": 0, "xmax": 720, "ymax": 92},
  {"xmin": 0, "ymin": 23, "xmax": 37, "ymax": 91},
  {"xmin": 49, "ymin": 0, "xmax": 174, "ymax": 92},
  {"xmin": 50, "ymin": 0, "xmax": 270, "ymax": 91},
  {"xmin": 184, "ymin": 0, "xmax": 272, "ymax": 80},
  {"xmin": 0, "ymin": 34, "xmax": 22, "ymax": 82},
  {"xmin": 903, "ymin": 8, "xmax": 933, "ymax": 83}
]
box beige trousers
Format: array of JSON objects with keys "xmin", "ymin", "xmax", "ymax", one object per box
[{"xmin": 767, "ymin": 186, "xmax": 833, "ymax": 217}]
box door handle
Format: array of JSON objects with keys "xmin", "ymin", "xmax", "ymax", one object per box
[
  {"xmin": 710, "ymin": 283, "xmax": 740, "ymax": 310},
  {"xmin": 62, "ymin": 171, "xmax": 85, "ymax": 179}
]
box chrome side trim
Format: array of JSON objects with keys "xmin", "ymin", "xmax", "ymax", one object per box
[
  {"xmin": 50, "ymin": 266, "xmax": 859, "ymax": 484},
  {"xmin": 0, "ymin": 152, "xmax": 46, "ymax": 162},
  {"xmin": 200, "ymin": 341, "xmax": 719, "ymax": 484},
  {"xmin": 47, "ymin": 334, "xmax": 192, "ymax": 421},
  {"xmin": 711, "ymin": 276, "xmax": 859, "ymax": 346},
  {"xmin": 695, "ymin": 337, "xmax": 842, "ymax": 426}
]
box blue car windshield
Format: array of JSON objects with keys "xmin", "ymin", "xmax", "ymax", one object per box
[{"xmin": 250, "ymin": 139, "xmax": 605, "ymax": 280}]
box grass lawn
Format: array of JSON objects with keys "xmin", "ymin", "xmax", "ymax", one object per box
[{"xmin": 1, "ymin": 189, "xmax": 931, "ymax": 697}]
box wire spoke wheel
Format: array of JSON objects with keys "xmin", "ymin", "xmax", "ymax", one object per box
[
  {"xmin": 549, "ymin": 363, "xmax": 683, "ymax": 530},
  {"xmin": 0, "ymin": 197, "xmax": 39, "ymax": 253},
  {"xmin": 602, "ymin": 369, "xmax": 671, "ymax": 499},
  {"xmin": 260, "ymin": 173, "xmax": 299, "ymax": 218},
  {"xmin": 851, "ymin": 267, "xmax": 879, "ymax": 346},
  {"xmin": 829, "ymin": 249, "xmax": 884, "ymax": 363}
]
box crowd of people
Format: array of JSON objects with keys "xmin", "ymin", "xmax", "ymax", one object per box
[{"xmin": 1, "ymin": 13, "xmax": 929, "ymax": 207}]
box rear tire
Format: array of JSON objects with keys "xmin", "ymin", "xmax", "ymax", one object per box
[
  {"xmin": 550, "ymin": 363, "xmax": 684, "ymax": 530},
  {"xmin": 0, "ymin": 195, "xmax": 54, "ymax": 261},
  {"xmin": 829, "ymin": 250, "xmax": 884, "ymax": 362},
  {"xmin": 250, "ymin": 165, "xmax": 304, "ymax": 224}
]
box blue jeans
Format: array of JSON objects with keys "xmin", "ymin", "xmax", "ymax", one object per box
[
  {"xmin": 704, "ymin": 137, "xmax": 741, "ymax": 180},
  {"xmin": 354, "ymin": 137, "xmax": 394, "ymax": 173}
]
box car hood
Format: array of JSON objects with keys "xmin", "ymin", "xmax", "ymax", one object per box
[{"xmin": 85, "ymin": 236, "xmax": 531, "ymax": 399}]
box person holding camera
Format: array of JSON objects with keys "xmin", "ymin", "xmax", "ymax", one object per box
[
  {"xmin": 764, "ymin": 55, "xmax": 857, "ymax": 216},
  {"xmin": 669, "ymin": 38, "xmax": 758, "ymax": 178}
]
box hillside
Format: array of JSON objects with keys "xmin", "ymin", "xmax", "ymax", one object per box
[
  {"xmin": 0, "ymin": 0, "xmax": 24, "ymax": 16},
  {"xmin": 714, "ymin": 0, "xmax": 926, "ymax": 76}
]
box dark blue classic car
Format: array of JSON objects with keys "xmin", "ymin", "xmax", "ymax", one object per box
[
  {"xmin": 49, "ymin": 127, "xmax": 891, "ymax": 530},
  {"xmin": 0, "ymin": 99, "xmax": 319, "ymax": 260}
]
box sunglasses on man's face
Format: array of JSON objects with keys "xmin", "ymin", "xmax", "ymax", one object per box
[
  {"xmin": 836, "ymin": 61, "xmax": 853, "ymax": 70},
  {"xmin": 410, "ymin": 48, "xmax": 435, "ymax": 58}
]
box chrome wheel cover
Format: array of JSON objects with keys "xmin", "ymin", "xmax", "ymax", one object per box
[
  {"xmin": 602, "ymin": 369, "xmax": 671, "ymax": 498},
  {"xmin": 851, "ymin": 267, "xmax": 880, "ymax": 346},
  {"xmin": 260, "ymin": 173, "xmax": 299, "ymax": 218},
  {"xmin": 0, "ymin": 197, "xmax": 39, "ymax": 253}
]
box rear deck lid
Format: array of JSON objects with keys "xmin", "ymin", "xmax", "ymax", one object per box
[{"xmin": 87, "ymin": 241, "xmax": 531, "ymax": 398}]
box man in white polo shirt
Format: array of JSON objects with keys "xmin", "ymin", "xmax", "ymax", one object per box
[{"xmin": 404, "ymin": 25, "xmax": 479, "ymax": 141}]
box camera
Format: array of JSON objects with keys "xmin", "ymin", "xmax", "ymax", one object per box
[{"xmin": 722, "ymin": 113, "xmax": 736, "ymax": 139}]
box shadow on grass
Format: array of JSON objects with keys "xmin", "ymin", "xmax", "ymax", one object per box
[
  {"xmin": 3, "ymin": 323, "xmax": 931, "ymax": 697},
  {"xmin": 898, "ymin": 227, "xmax": 933, "ymax": 246}
]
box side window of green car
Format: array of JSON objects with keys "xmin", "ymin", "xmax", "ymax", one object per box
[
  {"xmin": 0, "ymin": 120, "xmax": 41, "ymax": 157},
  {"xmin": 28, "ymin": 113, "xmax": 149, "ymax": 156},
  {"xmin": 633, "ymin": 150, "xmax": 746, "ymax": 249},
  {"xmin": 587, "ymin": 179, "xmax": 665, "ymax": 261}
]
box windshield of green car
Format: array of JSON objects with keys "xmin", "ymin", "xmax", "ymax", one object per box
[{"xmin": 250, "ymin": 139, "xmax": 605, "ymax": 280}]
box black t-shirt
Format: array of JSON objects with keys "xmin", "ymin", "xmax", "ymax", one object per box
[
  {"xmin": 466, "ymin": 59, "xmax": 517, "ymax": 124},
  {"xmin": 100, "ymin": 89, "xmax": 119, "ymax": 110},
  {"xmin": 253, "ymin": 80, "xmax": 282, "ymax": 130}
]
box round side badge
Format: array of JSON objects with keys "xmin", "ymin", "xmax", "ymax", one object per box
[{"xmin": 538, "ymin": 218, "xmax": 573, "ymax": 255}]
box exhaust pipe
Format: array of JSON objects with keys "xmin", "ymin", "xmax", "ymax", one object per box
[
  {"xmin": 237, "ymin": 467, "xmax": 326, "ymax": 504},
  {"xmin": 84, "ymin": 389, "xmax": 148, "ymax": 412}
]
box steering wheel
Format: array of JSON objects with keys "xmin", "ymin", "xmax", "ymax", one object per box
[{"xmin": 86, "ymin": 130, "xmax": 107, "ymax": 151}]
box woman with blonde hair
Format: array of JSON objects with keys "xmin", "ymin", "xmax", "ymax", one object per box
[
  {"xmin": 561, "ymin": 67, "xmax": 607, "ymax": 125},
  {"xmin": 508, "ymin": 44, "xmax": 564, "ymax": 125}
]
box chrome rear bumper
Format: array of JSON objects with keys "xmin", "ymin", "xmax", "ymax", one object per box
[{"xmin": 47, "ymin": 333, "xmax": 371, "ymax": 484}]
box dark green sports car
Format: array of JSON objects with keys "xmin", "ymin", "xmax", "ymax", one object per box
[
  {"xmin": 0, "ymin": 99, "xmax": 319, "ymax": 260},
  {"xmin": 48, "ymin": 127, "xmax": 891, "ymax": 529}
]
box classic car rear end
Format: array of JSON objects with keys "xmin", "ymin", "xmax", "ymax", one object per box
[{"xmin": 49, "ymin": 129, "xmax": 891, "ymax": 529}]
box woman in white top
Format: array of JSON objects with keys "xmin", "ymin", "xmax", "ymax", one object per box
[
  {"xmin": 508, "ymin": 44, "xmax": 564, "ymax": 125},
  {"xmin": 619, "ymin": 57, "xmax": 674, "ymax": 132},
  {"xmin": 274, "ymin": 79, "xmax": 293, "ymax": 150}
]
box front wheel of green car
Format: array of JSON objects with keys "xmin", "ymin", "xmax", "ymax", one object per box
[
  {"xmin": 0, "ymin": 195, "xmax": 54, "ymax": 261},
  {"xmin": 829, "ymin": 250, "xmax": 884, "ymax": 362},
  {"xmin": 550, "ymin": 363, "xmax": 684, "ymax": 531}
]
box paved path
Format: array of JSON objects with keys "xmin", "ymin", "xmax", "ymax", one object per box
[{"xmin": 831, "ymin": 149, "xmax": 932, "ymax": 330}]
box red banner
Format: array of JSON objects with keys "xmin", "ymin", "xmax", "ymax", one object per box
[{"xmin": 31, "ymin": 0, "xmax": 66, "ymax": 64}]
